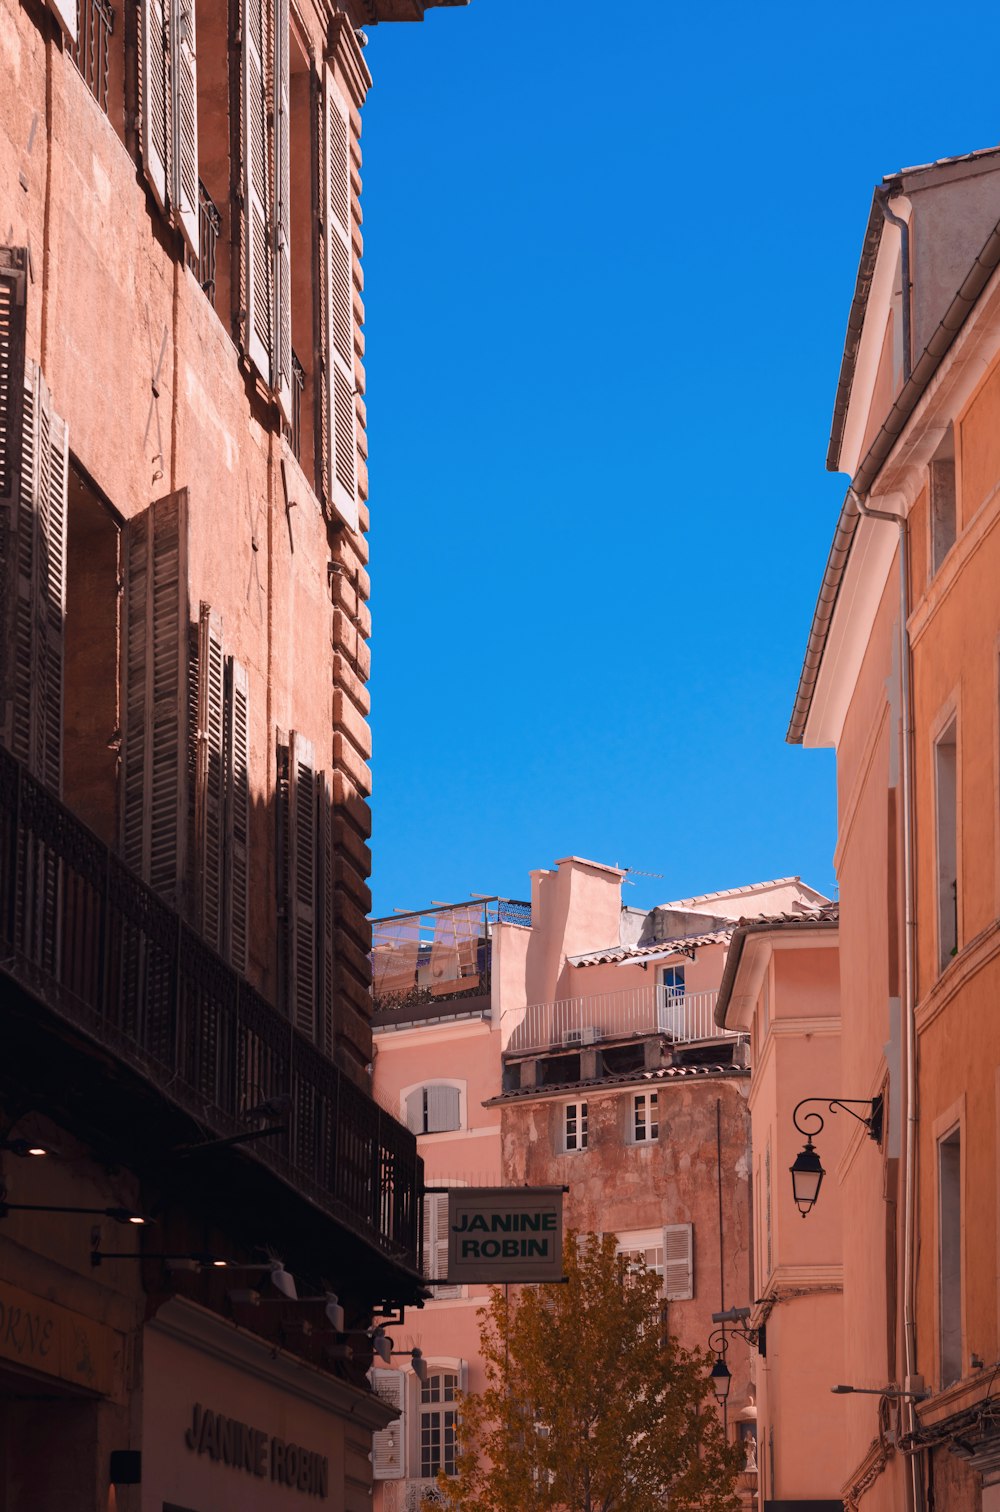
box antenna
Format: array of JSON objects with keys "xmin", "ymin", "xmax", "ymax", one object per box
[{"xmin": 616, "ymin": 865, "xmax": 665, "ymax": 887}]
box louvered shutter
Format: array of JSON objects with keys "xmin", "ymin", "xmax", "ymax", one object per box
[
  {"xmin": 47, "ymin": 0, "xmax": 77, "ymax": 44},
  {"xmin": 141, "ymin": 0, "xmax": 170, "ymax": 213},
  {"xmin": 242, "ymin": 0, "xmax": 272, "ymax": 379},
  {"xmin": 170, "ymin": 0, "xmax": 199, "ymax": 257},
  {"xmin": 371, "ymin": 1369, "xmax": 405, "ymax": 1480},
  {"xmin": 288, "ymin": 730, "xmax": 316, "ymax": 1037},
  {"xmin": 322, "ymin": 73, "xmax": 357, "ymax": 530},
  {"xmin": 317, "ymin": 770, "xmax": 335, "ymax": 1054},
  {"xmin": 121, "ymin": 490, "xmax": 190, "ymax": 908},
  {"xmin": 194, "ymin": 603, "xmax": 224, "ymax": 951},
  {"xmin": 424, "ymin": 1192, "xmax": 459, "ymax": 1297},
  {"xmin": 0, "ymin": 252, "xmax": 26, "ymax": 760},
  {"xmin": 272, "ymin": 0, "xmax": 292, "ymax": 422},
  {"xmin": 225, "ymin": 657, "xmax": 250, "ymax": 973},
  {"xmin": 11, "ymin": 360, "xmax": 67, "ymax": 794},
  {"xmin": 405, "ymin": 1088, "xmax": 424, "ymax": 1133},
  {"xmin": 425, "ymin": 1085, "xmax": 460, "ymax": 1134},
  {"xmin": 663, "ymin": 1222, "xmax": 693, "ymax": 1301}
]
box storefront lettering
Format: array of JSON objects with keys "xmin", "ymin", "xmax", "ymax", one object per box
[
  {"xmin": 185, "ymin": 1403, "xmax": 328, "ymax": 1498},
  {"xmin": 0, "ymin": 1298, "xmax": 54, "ymax": 1363}
]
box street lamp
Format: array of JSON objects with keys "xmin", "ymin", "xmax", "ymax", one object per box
[
  {"xmin": 707, "ymin": 1328, "xmax": 732, "ymax": 1412},
  {"xmin": 789, "ymin": 1096, "xmax": 883, "ymax": 1217}
]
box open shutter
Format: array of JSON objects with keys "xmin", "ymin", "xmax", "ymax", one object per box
[
  {"xmin": 317, "ymin": 770, "xmax": 335, "ymax": 1054},
  {"xmin": 225, "ymin": 657, "xmax": 250, "ymax": 973},
  {"xmin": 288, "ymin": 731, "xmax": 316, "ymax": 1037},
  {"xmin": 424, "ymin": 1192, "xmax": 460, "ymax": 1296},
  {"xmin": 371, "ymin": 1369, "xmax": 405, "ymax": 1481},
  {"xmin": 141, "ymin": 0, "xmax": 170, "ymax": 213},
  {"xmin": 272, "ymin": 0, "xmax": 292, "ymax": 422},
  {"xmin": 121, "ymin": 490, "xmax": 190, "ymax": 907},
  {"xmin": 242, "ymin": 0, "xmax": 272, "ymax": 378},
  {"xmin": 195, "ymin": 604, "xmax": 224, "ymax": 951},
  {"xmin": 47, "ymin": 0, "xmax": 78, "ymax": 44},
  {"xmin": 170, "ymin": 0, "xmax": 199, "ymax": 257},
  {"xmin": 405, "ymin": 1088, "xmax": 424, "ymax": 1134},
  {"xmin": 0, "ymin": 251, "xmax": 27, "ymax": 760},
  {"xmin": 425, "ymin": 1084, "xmax": 460, "ymax": 1134},
  {"xmin": 664, "ymin": 1222, "xmax": 693, "ymax": 1301},
  {"xmin": 322, "ymin": 73, "xmax": 357, "ymax": 531}
]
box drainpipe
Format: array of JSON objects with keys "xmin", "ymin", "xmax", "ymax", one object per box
[
  {"xmin": 877, "ymin": 192, "xmax": 913, "ymax": 385},
  {"xmin": 850, "ymin": 486, "xmax": 921, "ymax": 1512}
]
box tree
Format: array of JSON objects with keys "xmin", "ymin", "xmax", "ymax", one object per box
[{"xmin": 429, "ymin": 1231, "xmax": 743, "ymax": 1512}]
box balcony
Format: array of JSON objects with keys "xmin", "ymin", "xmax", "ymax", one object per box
[
  {"xmin": 501, "ymin": 984, "xmax": 733, "ymax": 1057},
  {"xmin": 371, "ymin": 898, "xmax": 531, "ymax": 1024},
  {"xmin": 0, "ymin": 747, "xmax": 420, "ymax": 1275}
]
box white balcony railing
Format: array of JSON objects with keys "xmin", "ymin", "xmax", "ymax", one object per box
[{"xmin": 501, "ymin": 985, "xmax": 732, "ymax": 1056}]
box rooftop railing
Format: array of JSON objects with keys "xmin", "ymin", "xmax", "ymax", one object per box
[
  {"xmin": 370, "ymin": 897, "xmax": 531, "ymax": 1017},
  {"xmin": 501, "ymin": 984, "xmax": 732, "ymax": 1057},
  {"xmin": 0, "ymin": 747, "xmax": 420, "ymax": 1267}
]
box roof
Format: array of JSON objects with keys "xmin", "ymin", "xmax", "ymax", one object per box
[
  {"xmin": 485, "ymin": 1060, "xmax": 750, "ymax": 1107},
  {"xmin": 714, "ymin": 904, "xmax": 840, "ymax": 1028},
  {"xmin": 568, "ymin": 931, "xmax": 734, "ymax": 969},
  {"xmin": 657, "ymin": 876, "xmax": 808, "ymax": 910}
]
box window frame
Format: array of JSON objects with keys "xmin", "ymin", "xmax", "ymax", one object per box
[
  {"xmin": 629, "ymin": 1090, "xmax": 659, "ymax": 1145},
  {"xmin": 419, "ymin": 1368, "xmax": 461, "ymax": 1482},
  {"xmin": 563, "ymin": 1099, "xmax": 588, "ymax": 1153}
]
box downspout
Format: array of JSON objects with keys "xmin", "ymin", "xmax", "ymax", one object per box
[
  {"xmin": 877, "ymin": 191, "xmax": 913, "ymax": 385},
  {"xmin": 850, "ymin": 486, "xmax": 921, "ymax": 1512}
]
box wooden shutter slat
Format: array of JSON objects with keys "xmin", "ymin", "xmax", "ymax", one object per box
[
  {"xmin": 425, "ymin": 1084, "xmax": 459, "ymax": 1134},
  {"xmin": 0, "ymin": 251, "xmax": 27, "ymax": 762},
  {"xmin": 141, "ymin": 0, "xmax": 170, "ymax": 213},
  {"xmin": 195, "ymin": 603, "xmax": 224, "ymax": 951},
  {"xmin": 273, "ymin": 0, "xmax": 292, "ymax": 422},
  {"xmin": 405, "ymin": 1088, "xmax": 423, "ymax": 1134},
  {"xmin": 288, "ymin": 730, "xmax": 316, "ymax": 1037},
  {"xmin": 171, "ymin": 0, "xmax": 200, "ymax": 257},
  {"xmin": 371, "ymin": 1369, "xmax": 405, "ymax": 1480},
  {"xmin": 225, "ymin": 657, "xmax": 250, "ymax": 973},
  {"xmin": 322, "ymin": 73, "xmax": 357, "ymax": 531},
  {"xmin": 664, "ymin": 1222, "xmax": 693, "ymax": 1301},
  {"xmin": 38, "ymin": 399, "xmax": 68, "ymax": 795},
  {"xmin": 318, "ymin": 770, "xmax": 335, "ymax": 1055},
  {"xmin": 242, "ymin": 0, "xmax": 272, "ymax": 378}
]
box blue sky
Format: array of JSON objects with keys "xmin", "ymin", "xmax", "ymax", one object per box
[{"xmin": 359, "ymin": 0, "xmax": 1000, "ymax": 920}]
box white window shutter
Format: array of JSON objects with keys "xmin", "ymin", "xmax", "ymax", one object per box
[
  {"xmin": 317, "ymin": 770, "xmax": 336, "ymax": 1055},
  {"xmin": 242, "ymin": 0, "xmax": 272, "ymax": 379},
  {"xmin": 664, "ymin": 1222, "xmax": 693, "ymax": 1301},
  {"xmin": 170, "ymin": 0, "xmax": 199, "ymax": 258},
  {"xmin": 288, "ymin": 730, "xmax": 316, "ymax": 1038},
  {"xmin": 141, "ymin": 0, "xmax": 170, "ymax": 213},
  {"xmin": 322, "ymin": 72, "xmax": 357, "ymax": 531},
  {"xmin": 272, "ymin": 0, "xmax": 292, "ymax": 423},
  {"xmin": 47, "ymin": 0, "xmax": 77, "ymax": 43},
  {"xmin": 405, "ymin": 1088, "xmax": 424, "ymax": 1134},
  {"xmin": 120, "ymin": 490, "xmax": 191, "ymax": 907},
  {"xmin": 195, "ymin": 603, "xmax": 224, "ymax": 952},
  {"xmin": 225, "ymin": 657, "xmax": 250, "ymax": 973},
  {"xmin": 425, "ymin": 1085, "xmax": 460, "ymax": 1134},
  {"xmin": 424, "ymin": 1192, "xmax": 459, "ymax": 1297},
  {"xmin": 371, "ymin": 1369, "xmax": 405, "ymax": 1480}
]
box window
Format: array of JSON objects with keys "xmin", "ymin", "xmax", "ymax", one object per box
[
  {"xmin": 930, "ymin": 427, "xmax": 956, "ymax": 574},
  {"xmin": 617, "ymin": 1229, "xmax": 665, "ymax": 1289},
  {"xmin": 70, "ymin": 0, "xmax": 115, "ymax": 115},
  {"xmin": 938, "ymin": 1127, "xmax": 962, "ymax": 1387},
  {"xmin": 630, "ymin": 1091, "xmax": 659, "ymax": 1144},
  {"xmin": 657, "ymin": 965, "xmax": 685, "ymax": 1036},
  {"xmin": 420, "ymin": 1373, "xmax": 458, "ymax": 1480},
  {"xmin": 563, "ymin": 1101, "xmax": 588, "ymax": 1152},
  {"xmin": 405, "ymin": 1085, "xmax": 462, "ymax": 1135},
  {"xmin": 935, "ymin": 718, "xmax": 958, "ymax": 970}
]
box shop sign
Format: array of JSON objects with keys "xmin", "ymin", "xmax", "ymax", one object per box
[
  {"xmin": 185, "ymin": 1402, "xmax": 328, "ymax": 1499},
  {"xmin": 446, "ymin": 1187, "xmax": 564, "ymax": 1283},
  {"xmin": 0, "ymin": 1277, "xmax": 115, "ymax": 1394}
]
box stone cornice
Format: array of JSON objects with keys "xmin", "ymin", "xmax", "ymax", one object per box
[{"xmin": 325, "ymin": 12, "xmax": 373, "ymax": 106}]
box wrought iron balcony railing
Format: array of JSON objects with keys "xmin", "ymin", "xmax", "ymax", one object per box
[
  {"xmin": 501, "ymin": 985, "xmax": 731, "ymax": 1057},
  {"xmin": 0, "ymin": 747, "xmax": 419, "ymax": 1267}
]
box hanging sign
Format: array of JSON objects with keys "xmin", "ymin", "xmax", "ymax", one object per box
[{"xmin": 446, "ymin": 1187, "xmax": 564, "ymax": 1283}]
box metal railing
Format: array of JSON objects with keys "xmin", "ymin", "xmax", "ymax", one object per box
[
  {"xmin": 0, "ymin": 747, "xmax": 420, "ymax": 1266},
  {"xmin": 70, "ymin": 0, "xmax": 114, "ymax": 114},
  {"xmin": 185, "ymin": 181, "xmax": 222, "ymax": 305},
  {"xmin": 501, "ymin": 985, "xmax": 731, "ymax": 1056},
  {"xmin": 370, "ymin": 897, "xmax": 531, "ymax": 1017}
]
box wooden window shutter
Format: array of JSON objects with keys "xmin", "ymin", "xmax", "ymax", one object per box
[
  {"xmin": 288, "ymin": 730, "xmax": 316, "ymax": 1037},
  {"xmin": 0, "ymin": 251, "xmax": 27, "ymax": 761},
  {"xmin": 423, "ymin": 1191, "xmax": 459, "ymax": 1297},
  {"xmin": 405, "ymin": 1088, "xmax": 424, "ymax": 1134},
  {"xmin": 317, "ymin": 769, "xmax": 335, "ymax": 1055},
  {"xmin": 47, "ymin": 0, "xmax": 78, "ymax": 44},
  {"xmin": 224, "ymin": 657, "xmax": 250, "ymax": 973},
  {"xmin": 120, "ymin": 489, "xmax": 191, "ymax": 907},
  {"xmin": 241, "ymin": 0, "xmax": 273, "ymax": 379},
  {"xmin": 322, "ymin": 72, "xmax": 357, "ymax": 531},
  {"xmin": 170, "ymin": 0, "xmax": 200, "ymax": 258},
  {"xmin": 141, "ymin": 0, "xmax": 170, "ymax": 213},
  {"xmin": 371, "ymin": 1369, "xmax": 405, "ymax": 1480},
  {"xmin": 663, "ymin": 1222, "xmax": 693, "ymax": 1301},
  {"xmin": 425, "ymin": 1084, "xmax": 460, "ymax": 1134},
  {"xmin": 272, "ymin": 0, "xmax": 292, "ymax": 423},
  {"xmin": 194, "ymin": 603, "xmax": 224, "ymax": 952}
]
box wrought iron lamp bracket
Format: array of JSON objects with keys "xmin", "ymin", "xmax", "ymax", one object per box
[{"xmin": 792, "ymin": 1095, "xmax": 884, "ymax": 1148}]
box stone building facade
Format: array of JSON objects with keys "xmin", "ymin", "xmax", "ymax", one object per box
[{"xmin": 0, "ymin": 1, "xmax": 466, "ymax": 1508}]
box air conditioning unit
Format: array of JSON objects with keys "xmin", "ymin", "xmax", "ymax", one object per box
[{"xmin": 562, "ymin": 1025, "xmax": 596, "ymax": 1047}]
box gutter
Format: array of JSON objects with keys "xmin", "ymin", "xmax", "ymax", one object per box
[{"xmin": 787, "ymin": 206, "xmax": 1000, "ymax": 746}]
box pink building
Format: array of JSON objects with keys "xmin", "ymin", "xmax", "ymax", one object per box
[{"xmin": 370, "ymin": 858, "xmax": 829, "ymax": 1508}]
